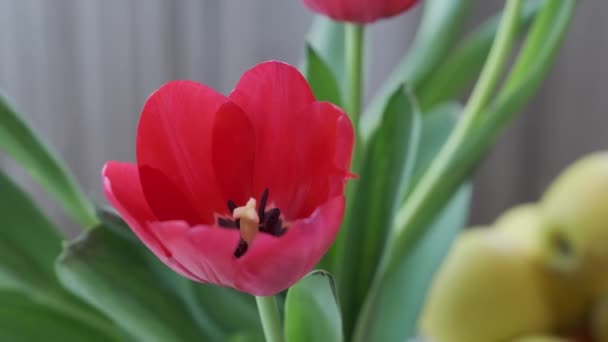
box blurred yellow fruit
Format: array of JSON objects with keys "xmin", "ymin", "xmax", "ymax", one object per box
[
  {"xmin": 494, "ymin": 203, "xmax": 589, "ymax": 331},
  {"xmin": 494, "ymin": 203, "xmax": 544, "ymax": 256},
  {"xmin": 419, "ymin": 228, "xmax": 554, "ymax": 342},
  {"xmin": 540, "ymin": 152, "xmax": 608, "ymax": 296}
]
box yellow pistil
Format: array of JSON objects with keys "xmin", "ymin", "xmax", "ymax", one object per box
[{"xmin": 233, "ymin": 198, "xmax": 260, "ymax": 244}]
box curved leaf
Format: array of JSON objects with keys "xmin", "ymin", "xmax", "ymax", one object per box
[
  {"xmin": 362, "ymin": 0, "xmax": 473, "ymax": 139},
  {"xmin": 97, "ymin": 210, "xmax": 262, "ymax": 337},
  {"xmin": 335, "ymin": 86, "xmax": 421, "ymax": 335},
  {"xmin": 56, "ymin": 227, "xmax": 213, "ymax": 342},
  {"xmin": 0, "ymin": 169, "xmax": 118, "ymax": 338},
  {"xmin": 0, "ymin": 290, "xmax": 121, "ymax": 342},
  {"xmin": 304, "ymin": 44, "xmax": 342, "ymax": 106},
  {"xmin": 0, "ymin": 94, "xmax": 98, "ymax": 228},
  {"xmin": 285, "ymin": 271, "xmax": 342, "ymax": 342},
  {"xmin": 353, "ymin": 185, "xmax": 471, "ymax": 342},
  {"xmin": 418, "ymin": 0, "xmax": 544, "ymax": 110},
  {"xmin": 304, "ymin": 16, "xmax": 345, "ymax": 87}
]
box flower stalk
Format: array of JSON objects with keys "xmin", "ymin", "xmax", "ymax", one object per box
[
  {"xmin": 353, "ymin": 1, "xmax": 526, "ymax": 340},
  {"xmin": 345, "ymin": 23, "xmax": 365, "ymax": 134},
  {"xmin": 256, "ymin": 296, "xmax": 284, "ymax": 342},
  {"xmin": 387, "ymin": 0, "xmax": 523, "ymax": 284}
]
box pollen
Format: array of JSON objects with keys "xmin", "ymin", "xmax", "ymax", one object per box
[{"xmin": 233, "ymin": 198, "xmax": 260, "ymax": 244}]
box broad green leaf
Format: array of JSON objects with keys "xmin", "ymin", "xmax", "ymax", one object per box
[
  {"xmin": 305, "ymin": 16, "xmax": 345, "ymax": 87},
  {"xmin": 0, "ymin": 169, "xmax": 117, "ymax": 338},
  {"xmin": 407, "ymin": 102, "xmax": 460, "ymax": 191},
  {"xmin": 335, "ymin": 86, "xmax": 421, "ymax": 335},
  {"xmin": 56, "ymin": 226, "xmax": 214, "ymax": 342},
  {"xmin": 355, "ymin": 3, "xmax": 576, "ymax": 341},
  {"xmin": 418, "ymin": 0, "xmax": 544, "ymax": 110},
  {"xmin": 353, "ymin": 185, "xmax": 471, "ymax": 342},
  {"xmin": 97, "ymin": 210, "xmax": 262, "ymax": 336},
  {"xmin": 191, "ymin": 283, "xmax": 261, "ymax": 334},
  {"xmin": 0, "ymin": 168, "xmax": 62, "ymax": 290},
  {"xmin": 362, "ymin": 0, "xmax": 473, "ymax": 139},
  {"xmin": 0, "ymin": 290, "xmax": 121, "ymax": 342},
  {"xmin": 352, "ymin": 102, "xmax": 470, "ymax": 342},
  {"xmin": 228, "ymin": 332, "xmax": 265, "ymax": 342},
  {"xmin": 0, "ymin": 94, "xmax": 98, "ymax": 228},
  {"xmin": 304, "ymin": 44, "xmax": 342, "ymax": 106},
  {"xmin": 284, "ymin": 271, "xmax": 342, "ymax": 342}
]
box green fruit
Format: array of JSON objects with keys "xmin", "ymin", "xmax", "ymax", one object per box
[
  {"xmin": 540, "ymin": 152, "xmax": 608, "ymax": 296},
  {"xmin": 419, "ymin": 228, "xmax": 554, "ymax": 342}
]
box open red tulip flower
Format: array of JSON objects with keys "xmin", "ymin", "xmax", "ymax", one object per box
[
  {"xmin": 303, "ymin": 0, "xmax": 420, "ymax": 23},
  {"xmin": 102, "ymin": 61, "xmax": 354, "ymax": 296}
]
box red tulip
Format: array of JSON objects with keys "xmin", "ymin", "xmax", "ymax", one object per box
[
  {"xmin": 102, "ymin": 61, "xmax": 354, "ymax": 296},
  {"xmin": 303, "ymin": 0, "xmax": 420, "ymax": 23}
]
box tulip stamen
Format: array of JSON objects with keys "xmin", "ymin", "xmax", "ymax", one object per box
[{"xmin": 217, "ymin": 189, "xmax": 288, "ymax": 258}]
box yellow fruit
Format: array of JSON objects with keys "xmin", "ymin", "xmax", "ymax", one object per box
[
  {"xmin": 494, "ymin": 203, "xmax": 544, "ymax": 256},
  {"xmin": 495, "ymin": 204, "xmax": 589, "ymax": 330},
  {"xmin": 539, "ymin": 152, "xmax": 608, "ymax": 296},
  {"xmin": 419, "ymin": 228, "xmax": 554, "ymax": 342},
  {"xmin": 592, "ymin": 298, "xmax": 608, "ymax": 342}
]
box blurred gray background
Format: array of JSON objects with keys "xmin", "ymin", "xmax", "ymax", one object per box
[{"xmin": 0, "ymin": 0, "xmax": 605, "ymax": 232}]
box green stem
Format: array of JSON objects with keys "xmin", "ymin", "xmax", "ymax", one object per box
[
  {"xmin": 388, "ymin": 0, "xmax": 522, "ymax": 272},
  {"xmin": 327, "ymin": 23, "xmax": 366, "ymax": 275},
  {"xmin": 256, "ymin": 296, "xmax": 284, "ymax": 342},
  {"xmin": 352, "ymin": 2, "xmax": 524, "ymax": 340},
  {"xmin": 345, "ymin": 24, "xmax": 364, "ymax": 131}
]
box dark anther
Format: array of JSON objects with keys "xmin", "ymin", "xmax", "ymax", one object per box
[
  {"xmin": 258, "ymin": 188, "xmax": 269, "ymax": 221},
  {"xmin": 227, "ymin": 200, "xmax": 237, "ymax": 214},
  {"xmin": 217, "ymin": 217, "xmax": 238, "ymax": 229},
  {"xmin": 219, "ymin": 189, "xmax": 288, "ymax": 258},
  {"xmin": 260, "ymin": 208, "xmax": 283, "ymax": 236},
  {"xmin": 234, "ymin": 239, "xmax": 248, "ymax": 258}
]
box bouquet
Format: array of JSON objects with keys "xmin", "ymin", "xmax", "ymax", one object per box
[{"xmin": 0, "ymin": 0, "xmax": 588, "ymax": 341}]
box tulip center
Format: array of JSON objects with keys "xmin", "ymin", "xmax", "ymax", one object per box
[{"xmin": 217, "ymin": 189, "xmax": 287, "ymax": 258}]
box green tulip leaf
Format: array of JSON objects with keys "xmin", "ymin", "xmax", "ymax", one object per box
[
  {"xmin": 336, "ymin": 85, "xmax": 421, "ymax": 335},
  {"xmin": 284, "ymin": 270, "xmax": 342, "ymax": 342},
  {"xmin": 228, "ymin": 332, "xmax": 265, "ymax": 342},
  {"xmin": 0, "ymin": 169, "xmax": 118, "ymax": 338},
  {"xmin": 0, "ymin": 290, "xmax": 122, "ymax": 342},
  {"xmin": 61, "ymin": 211, "xmax": 262, "ymax": 341},
  {"xmin": 304, "ymin": 44, "xmax": 342, "ymax": 106},
  {"xmin": 362, "ymin": 0, "xmax": 473, "ymax": 139},
  {"xmin": 407, "ymin": 102, "xmax": 461, "ymax": 195},
  {"xmin": 352, "ymin": 102, "xmax": 471, "ymax": 342},
  {"xmin": 0, "ymin": 169, "xmax": 62, "ymax": 291},
  {"xmin": 191, "ymin": 282, "xmax": 261, "ymax": 334},
  {"xmin": 304, "ymin": 16, "xmax": 345, "ymax": 87},
  {"xmin": 0, "ymin": 94, "xmax": 98, "ymax": 228},
  {"xmin": 354, "ymin": 185, "xmax": 471, "ymax": 342},
  {"xmin": 418, "ymin": 0, "xmax": 544, "ymax": 110},
  {"xmin": 56, "ymin": 226, "xmax": 214, "ymax": 342}
]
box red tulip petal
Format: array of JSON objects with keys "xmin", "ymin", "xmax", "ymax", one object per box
[
  {"xmin": 137, "ymin": 80, "xmax": 232, "ymax": 224},
  {"xmin": 230, "ymin": 61, "xmax": 353, "ymax": 219},
  {"xmin": 152, "ymin": 196, "xmax": 344, "ymax": 296},
  {"xmin": 151, "ymin": 220, "xmax": 241, "ymax": 288},
  {"xmin": 211, "ymin": 102, "xmax": 256, "ymax": 207},
  {"xmin": 101, "ymin": 161, "xmax": 201, "ymax": 281},
  {"xmin": 303, "ymin": 0, "xmax": 419, "ymax": 23}
]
